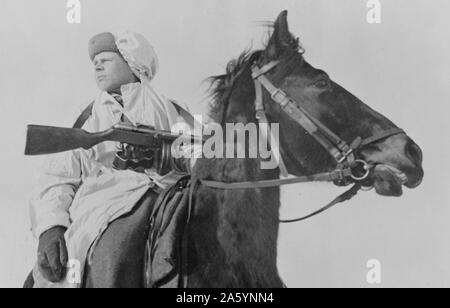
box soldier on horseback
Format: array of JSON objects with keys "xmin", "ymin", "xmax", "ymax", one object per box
[
  {"xmin": 27, "ymin": 30, "xmax": 195, "ymax": 288},
  {"xmin": 24, "ymin": 11, "xmax": 424, "ymax": 288}
]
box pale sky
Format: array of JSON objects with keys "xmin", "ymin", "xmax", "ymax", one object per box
[{"xmin": 0, "ymin": 0, "xmax": 449, "ymax": 287}]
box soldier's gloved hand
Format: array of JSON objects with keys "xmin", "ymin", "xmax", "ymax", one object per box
[{"xmin": 37, "ymin": 226, "xmax": 68, "ymax": 283}]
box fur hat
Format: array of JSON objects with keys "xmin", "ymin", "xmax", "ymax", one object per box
[
  {"xmin": 88, "ymin": 32, "xmax": 121, "ymax": 61},
  {"xmin": 88, "ymin": 30, "xmax": 159, "ymax": 81}
]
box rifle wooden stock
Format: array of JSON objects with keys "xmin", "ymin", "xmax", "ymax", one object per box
[{"xmin": 25, "ymin": 124, "xmax": 205, "ymax": 156}]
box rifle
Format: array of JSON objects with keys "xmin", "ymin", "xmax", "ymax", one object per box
[{"xmin": 25, "ymin": 123, "xmax": 205, "ymax": 156}]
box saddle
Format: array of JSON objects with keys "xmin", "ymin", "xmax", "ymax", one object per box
[{"xmin": 144, "ymin": 175, "xmax": 195, "ymax": 288}]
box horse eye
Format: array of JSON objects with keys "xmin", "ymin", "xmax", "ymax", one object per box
[{"xmin": 314, "ymin": 79, "xmax": 329, "ymax": 89}]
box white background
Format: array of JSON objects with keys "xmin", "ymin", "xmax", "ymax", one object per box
[{"xmin": 0, "ymin": 0, "xmax": 449, "ymax": 287}]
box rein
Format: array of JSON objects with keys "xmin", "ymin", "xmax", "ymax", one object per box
[{"xmin": 199, "ymin": 55, "xmax": 405, "ymax": 223}]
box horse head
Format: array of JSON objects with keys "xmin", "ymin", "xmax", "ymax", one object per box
[{"xmin": 255, "ymin": 11, "xmax": 424, "ymax": 197}]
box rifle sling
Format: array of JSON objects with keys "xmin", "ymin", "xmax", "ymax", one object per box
[
  {"xmin": 73, "ymin": 100, "xmax": 200, "ymax": 129},
  {"xmin": 73, "ymin": 101, "xmax": 95, "ymax": 129}
]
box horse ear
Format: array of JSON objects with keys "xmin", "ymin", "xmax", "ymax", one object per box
[{"xmin": 266, "ymin": 10, "xmax": 293, "ymax": 60}]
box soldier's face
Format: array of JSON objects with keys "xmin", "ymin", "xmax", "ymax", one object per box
[{"xmin": 93, "ymin": 52, "xmax": 137, "ymax": 93}]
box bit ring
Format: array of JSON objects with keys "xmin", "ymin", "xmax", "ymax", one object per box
[{"xmin": 350, "ymin": 159, "xmax": 371, "ymax": 181}]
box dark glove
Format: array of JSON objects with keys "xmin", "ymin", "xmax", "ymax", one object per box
[{"xmin": 37, "ymin": 226, "xmax": 68, "ymax": 283}]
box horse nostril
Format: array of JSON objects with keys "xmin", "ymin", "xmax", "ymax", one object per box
[{"xmin": 405, "ymin": 140, "xmax": 423, "ymax": 167}]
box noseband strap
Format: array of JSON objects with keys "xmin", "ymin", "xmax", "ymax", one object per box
[
  {"xmin": 360, "ymin": 128, "xmax": 405, "ymax": 148},
  {"xmin": 199, "ymin": 59, "xmax": 405, "ymax": 223}
]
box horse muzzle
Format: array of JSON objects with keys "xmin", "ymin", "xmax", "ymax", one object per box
[{"xmin": 360, "ymin": 137, "xmax": 424, "ymax": 196}]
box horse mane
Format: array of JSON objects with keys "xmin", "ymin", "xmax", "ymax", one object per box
[
  {"xmin": 207, "ymin": 50, "xmax": 262, "ymax": 122},
  {"xmin": 207, "ymin": 25, "xmax": 301, "ymax": 123}
]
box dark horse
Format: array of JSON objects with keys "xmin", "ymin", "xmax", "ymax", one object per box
[{"xmin": 25, "ymin": 11, "xmax": 424, "ymax": 288}]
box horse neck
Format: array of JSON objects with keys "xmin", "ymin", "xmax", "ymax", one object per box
[
  {"xmin": 217, "ymin": 161, "xmax": 282, "ymax": 286},
  {"xmin": 189, "ymin": 71, "xmax": 284, "ymax": 287}
]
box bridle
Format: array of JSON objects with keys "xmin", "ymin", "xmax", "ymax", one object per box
[{"xmin": 199, "ymin": 51, "xmax": 405, "ymax": 223}]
